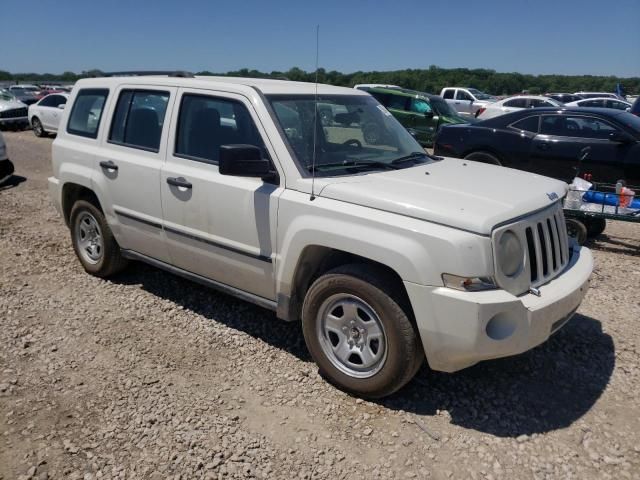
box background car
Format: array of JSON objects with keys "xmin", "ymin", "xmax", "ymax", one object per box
[
  {"xmin": 7, "ymin": 85, "xmax": 40, "ymax": 105},
  {"xmin": 545, "ymin": 93, "xmax": 583, "ymax": 103},
  {"xmin": 28, "ymin": 92, "xmax": 70, "ymax": 136},
  {"xmin": 574, "ymin": 91, "xmax": 621, "ymax": 100},
  {"xmin": 434, "ymin": 107, "xmax": 640, "ymax": 185},
  {"xmin": 366, "ymin": 87, "xmax": 471, "ymax": 146},
  {"xmin": 631, "ymin": 97, "xmax": 640, "ymax": 117},
  {"xmin": 440, "ymin": 87, "xmax": 497, "ymax": 117},
  {"xmin": 0, "ymin": 89, "xmax": 29, "ymax": 130},
  {"xmin": 476, "ymin": 95, "xmax": 562, "ymax": 119},
  {"xmin": 565, "ymin": 97, "xmax": 632, "ymax": 111},
  {"xmin": 0, "ymin": 130, "xmax": 14, "ymax": 184}
]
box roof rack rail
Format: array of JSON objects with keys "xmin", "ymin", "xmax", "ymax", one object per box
[{"xmin": 100, "ymin": 71, "xmax": 195, "ymax": 78}]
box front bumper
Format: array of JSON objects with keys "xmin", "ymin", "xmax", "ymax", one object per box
[
  {"xmin": 0, "ymin": 117, "xmax": 28, "ymax": 126},
  {"xmin": 405, "ymin": 246, "xmax": 593, "ymax": 372},
  {"xmin": 48, "ymin": 176, "xmax": 62, "ymax": 217}
]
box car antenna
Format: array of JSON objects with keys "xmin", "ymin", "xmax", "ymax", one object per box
[{"xmin": 310, "ymin": 24, "xmax": 320, "ymax": 201}]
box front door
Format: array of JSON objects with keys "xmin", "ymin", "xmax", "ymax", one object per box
[
  {"xmin": 407, "ymin": 97, "xmax": 437, "ymax": 146},
  {"xmin": 160, "ymin": 88, "xmax": 282, "ymax": 300}
]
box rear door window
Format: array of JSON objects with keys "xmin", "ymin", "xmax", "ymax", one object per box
[
  {"xmin": 108, "ymin": 89, "xmax": 170, "ymax": 152},
  {"xmin": 409, "ymin": 98, "xmax": 432, "ymax": 114},
  {"xmin": 510, "ymin": 116, "xmax": 540, "ymax": 133},
  {"xmin": 541, "ymin": 115, "xmax": 619, "ymax": 139},
  {"xmin": 67, "ymin": 89, "xmax": 109, "ymax": 138},
  {"xmin": 442, "ymin": 89, "xmax": 454, "ymax": 99},
  {"xmin": 387, "ymin": 94, "xmax": 408, "ymax": 111},
  {"xmin": 504, "ymin": 98, "xmax": 528, "ymax": 108}
]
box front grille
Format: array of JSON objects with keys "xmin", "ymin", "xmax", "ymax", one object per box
[
  {"xmin": 0, "ymin": 108, "xmax": 27, "ymax": 119},
  {"xmin": 525, "ymin": 207, "xmax": 570, "ymax": 285},
  {"xmin": 493, "ymin": 202, "xmax": 570, "ymax": 295}
]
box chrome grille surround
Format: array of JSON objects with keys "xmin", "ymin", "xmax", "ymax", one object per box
[{"xmin": 492, "ymin": 201, "xmax": 570, "ymax": 296}]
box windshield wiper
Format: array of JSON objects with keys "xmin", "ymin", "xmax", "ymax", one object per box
[
  {"xmin": 308, "ymin": 160, "xmax": 399, "ymax": 172},
  {"xmin": 391, "ymin": 151, "xmax": 443, "ymax": 165}
]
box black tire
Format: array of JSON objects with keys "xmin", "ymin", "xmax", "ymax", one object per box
[
  {"xmin": 31, "ymin": 117, "xmax": 45, "ymax": 137},
  {"xmin": 69, "ymin": 200, "xmax": 128, "ymax": 277},
  {"xmin": 585, "ymin": 217, "xmax": 606, "ymax": 238},
  {"xmin": 302, "ymin": 264, "xmax": 424, "ymax": 398},
  {"xmin": 464, "ymin": 151, "xmax": 502, "ymax": 166},
  {"xmin": 565, "ymin": 218, "xmax": 588, "ymax": 245}
]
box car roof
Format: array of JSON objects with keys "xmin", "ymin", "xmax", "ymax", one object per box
[
  {"xmin": 499, "ymin": 95, "xmax": 554, "ymax": 101},
  {"xmin": 572, "ymin": 97, "xmax": 629, "ymax": 103},
  {"xmin": 73, "ymin": 75, "xmax": 367, "ymax": 96},
  {"xmin": 475, "ymin": 107, "xmax": 629, "ymax": 125}
]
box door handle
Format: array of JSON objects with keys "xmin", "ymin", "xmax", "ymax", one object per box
[
  {"xmin": 166, "ymin": 177, "xmax": 192, "ymax": 189},
  {"xmin": 99, "ymin": 160, "xmax": 118, "ymax": 171},
  {"xmin": 537, "ymin": 143, "xmax": 550, "ymax": 151}
]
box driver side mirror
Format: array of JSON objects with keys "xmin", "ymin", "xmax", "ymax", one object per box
[
  {"xmin": 219, "ymin": 144, "xmax": 276, "ymax": 181},
  {"xmin": 609, "ymin": 131, "xmax": 635, "ymax": 144}
]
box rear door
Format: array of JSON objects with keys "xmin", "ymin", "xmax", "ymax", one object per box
[
  {"xmin": 93, "ymin": 85, "xmax": 176, "ymax": 262},
  {"xmin": 530, "ymin": 114, "xmax": 628, "ymax": 183},
  {"xmin": 42, "ymin": 94, "xmax": 67, "ymax": 131},
  {"xmin": 160, "ymin": 88, "xmax": 282, "ymax": 300}
]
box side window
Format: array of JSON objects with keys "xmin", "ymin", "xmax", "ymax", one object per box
[
  {"xmin": 455, "ymin": 90, "xmax": 473, "ymax": 101},
  {"xmin": 442, "ymin": 89, "xmax": 454, "ymax": 99},
  {"xmin": 175, "ymin": 94, "xmax": 266, "ymax": 164},
  {"xmin": 541, "ymin": 115, "xmax": 619, "ymax": 139},
  {"xmin": 369, "ymin": 92, "xmax": 390, "ymax": 106},
  {"xmin": 510, "ymin": 116, "xmax": 539, "ymax": 133},
  {"xmin": 607, "ymin": 100, "xmax": 627, "ymax": 110},
  {"xmin": 504, "ymin": 98, "xmax": 527, "ymax": 108},
  {"xmin": 67, "ymin": 88, "xmax": 109, "ymax": 139},
  {"xmin": 409, "ymin": 98, "xmax": 432, "ymax": 114},
  {"xmin": 108, "ymin": 89, "xmax": 170, "ymax": 152},
  {"xmin": 387, "ymin": 94, "xmax": 408, "ymax": 111},
  {"xmin": 528, "ymin": 99, "xmax": 550, "ymax": 108},
  {"xmin": 39, "ymin": 95, "xmax": 58, "ymax": 107}
]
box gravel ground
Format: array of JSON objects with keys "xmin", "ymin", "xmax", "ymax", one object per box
[{"xmin": 1, "ymin": 130, "xmax": 639, "ymax": 480}]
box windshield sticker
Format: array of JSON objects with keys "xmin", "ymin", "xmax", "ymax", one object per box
[{"xmin": 376, "ymin": 104, "xmax": 392, "ymax": 116}]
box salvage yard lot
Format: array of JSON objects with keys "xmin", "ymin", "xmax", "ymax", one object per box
[{"xmin": 1, "ymin": 130, "xmax": 639, "ymax": 479}]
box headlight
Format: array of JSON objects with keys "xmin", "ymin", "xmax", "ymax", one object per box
[
  {"xmin": 497, "ymin": 230, "xmax": 523, "ymax": 277},
  {"xmin": 442, "ymin": 274, "xmax": 496, "ymax": 292}
]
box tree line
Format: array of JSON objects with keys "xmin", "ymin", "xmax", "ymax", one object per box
[{"xmin": 2, "ymin": 66, "xmax": 638, "ymax": 95}]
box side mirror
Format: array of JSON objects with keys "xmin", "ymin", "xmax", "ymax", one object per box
[
  {"xmin": 57, "ymin": 104, "xmax": 66, "ymax": 109},
  {"xmin": 219, "ymin": 144, "xmax": 275, "ymax": 180},
  {"xmin": 609, "ymin": 131, "xmax": 635, "ymax": 144},
  {"xmin": 626, "ymin": 107, "xmax": 631, "ymax": 112}
]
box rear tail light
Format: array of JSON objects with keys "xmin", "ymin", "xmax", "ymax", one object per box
[{"xmin": 476, "ymin": 107, "xmax": 486, "ymax": 117}]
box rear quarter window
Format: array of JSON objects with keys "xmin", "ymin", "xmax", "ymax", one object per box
[{"xmin": 67, "ymin": 89, "xmax": 109, "ymax": 139}]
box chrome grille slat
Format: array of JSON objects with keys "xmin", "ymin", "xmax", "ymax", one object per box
[
  {"xmin": 548, "ymin": 217, "xmax": 561, "ymax": 271},
  {"xmin": 541, "ymin": 220, "xmax": 554, "ymax": 277}
]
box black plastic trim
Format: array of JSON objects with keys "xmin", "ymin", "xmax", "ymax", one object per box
[{"xmin": 114, "ymin": 208, "xmax": 162, "ymax": 229}]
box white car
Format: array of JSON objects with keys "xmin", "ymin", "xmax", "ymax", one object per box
[
  {"xmin": 477, "ymin": 95, "xmax": 562, "ymax": 119},
  {"xmin": 353, "ymin": 84, "xmax": 401, "ymax": 91},
  {"xmin": 48, "ymin": 74, "xmax": 593, "ymax": 398},
  {"xmin": 564, "ymin": 97, "xmax": 632, "ymax": 111},
  {"xmin": 28, "ymin": 93, "xmax": 70, "ymax": 137},
  {"xmin": 0, "ymin": 89, "xmax": 29, "ymax": 130},
  {"xmin": 440, "ymin": 87, "xmax": 497, "ymax": 117}
]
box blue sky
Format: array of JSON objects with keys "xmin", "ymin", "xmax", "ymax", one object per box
[{"xmin": 2, "ymin": 0, "xmax": 639, "ymax": 76}]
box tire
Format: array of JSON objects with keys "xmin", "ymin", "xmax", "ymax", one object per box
[
  {"xmin": 585, "ymin": 217, "xmax": 606, "ymax": 238},
  {"xmin": 464, "ymin": 151, "xmax": 502, "ymax": 166},
  {"xmin": 302, "ymin": 264, "xmax": 424, "ymax": 398},
  {"xmin": 31, "ymin": 117, "xmax": 45, "ymax": 137},
  {"xmin": 69, "ymin": 200, "xmax": 128, "ymax": 277},
  {"xmin": 565, "ymin": 218, "xmax": 588, "ymax": 246}
]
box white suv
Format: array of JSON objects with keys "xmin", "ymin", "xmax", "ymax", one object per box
[{"xmin": 49, "ymin": 74, "xmax": 593, "ymax": 398}]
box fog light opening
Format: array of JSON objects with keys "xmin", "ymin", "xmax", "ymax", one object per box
[{"xmin": 486, "ymin": 313, "xmax": 517, "ymax": 341}]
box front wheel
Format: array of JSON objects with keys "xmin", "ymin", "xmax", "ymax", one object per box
[
  {"xmin": 31, "ymin": 117, "xmax": 45, "ymax": 137},
  {"xmin": 302, "ymin": 264, "xmax": 424, "ymax": 398},
  {"xmin": 565, "ymin": 218, "xmax": 588, "ymax": 245}
]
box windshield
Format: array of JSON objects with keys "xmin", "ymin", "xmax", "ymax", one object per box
[
  {"xmin": 468, "ymin": 88, "xmax": 495, "ymax": 100},
  {"xmin": 268, "ymin": 94, "xmax": 430, "ymax": 177}
]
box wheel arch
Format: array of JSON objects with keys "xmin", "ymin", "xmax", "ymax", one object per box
[
  {"xmin": 61, "ymin": 182, "xmax": 103, "ymax": 227},
  {"xmin": 277, "ymin": 245, "xmax": 414, "ymax": 323},
  {"xmin": 462, "ymin": 147, "xmax": 505, "ymax": 166}
]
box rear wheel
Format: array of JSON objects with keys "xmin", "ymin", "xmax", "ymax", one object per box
[
  {"xmin": 464, "ymin": 151, "xmax": 502, "ymax": 166},
  {"xmin": 302, "ymin": 264, "xmax": 424, "ymax": 398},
  {"xmin": 565, "ymin": 218, "xmax": 588, "ymax": 245},
  {"xmin": 70, "ymin": 200, "xmax": 128, "ymax": 277},
  {"xmin": 585, "ymin": 217, "xmax": 606, "ymax": 238},
  {"xmin": 31, "ymin": 117, "xmax": 45, "ymax": 137}
]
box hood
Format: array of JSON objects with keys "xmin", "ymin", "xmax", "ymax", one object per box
[
  {"xmin": 318, "ymin": 158, "xmax": 567, "ymax": 235},
  {"xmin": 0, "ymin": 100, "xmax": 27, "ymax": 111}
]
